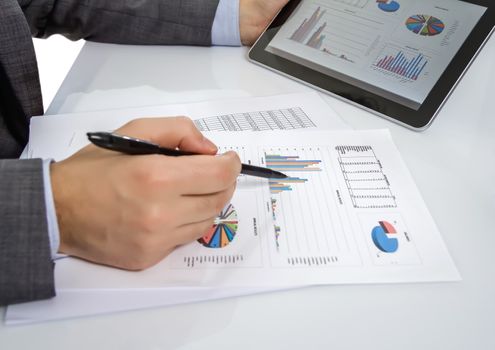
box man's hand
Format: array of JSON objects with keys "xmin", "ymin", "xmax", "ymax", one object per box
[
  {"xmin": 51, "ymin": 117, "xmax": 241, "ymax": 270},
  {"xmin": 239, "ymin": 0, "xmax": 289, "ymax": 46}
]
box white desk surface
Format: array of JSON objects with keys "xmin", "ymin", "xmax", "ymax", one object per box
[{"xmin": 1, "ymin": 37, "xmax": 494, "ymax": 349}]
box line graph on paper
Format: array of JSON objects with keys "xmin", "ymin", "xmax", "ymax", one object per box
[
  {"xmin": 194, "ymin": 107, "xmax": 316, "ymax": 132},
  {"xmin": 336, "ymin": 146, "xmax": 397, "ymax": 209}
]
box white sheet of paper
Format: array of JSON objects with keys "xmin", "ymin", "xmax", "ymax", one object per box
[
  {"xmin": 40, "ymin": 129, "xmax": 460, "ymax": 290},
  {"xmin": 7, "ymin": 94, "xmax": 459, "ymax": 324},
  {"xmin": 8, "ymin": 92, "xmax": 349, "ymax": 324}
]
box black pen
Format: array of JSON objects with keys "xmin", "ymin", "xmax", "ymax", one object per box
[{"xmin": 87, "ymin": 132, "xmax": 288, "ymax": 179}]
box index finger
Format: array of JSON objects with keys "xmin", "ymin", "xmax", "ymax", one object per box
[
  {"xmin": 117, "ymin": 117, "xmax": 218, "ymax": 155},
  {"xmin": 143, "ymin": 150, "xmax": 242, "ymax": 195}
]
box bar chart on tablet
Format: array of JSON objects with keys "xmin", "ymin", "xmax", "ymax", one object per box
[
  {"xmin": 373, "ymin": 46, "xmax": 430, "ymax": 82},
  {"xmin": 288, "ymin": 5, "xmax": 383, "ymax": 64}
]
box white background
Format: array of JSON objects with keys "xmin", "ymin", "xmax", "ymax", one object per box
[{"xmin": 32, "ymin": 36, "xmax": 83, "ymax": 111}]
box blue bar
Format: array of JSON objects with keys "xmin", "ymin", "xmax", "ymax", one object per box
[
  {"xmin": 390, "ymin": 55, "xmax": 401, "ymax": 71},
  {"xmin": 397, "ymin": 54, "xmax": 407, "ymax": 71},
  {"xmin": 385, "ymin": 54, "xmax": 396, "ymax": 70},
  {"xmin": 407, "ymin": 55, "xmax": 423, "ymax": 79},
  {"xmin": 390, "ymin": 52, "xmax": 403, "ymax": 70},
  {"xmin": 270, "ymin": 177, "xmax": 306, "ymax": 182},
  {"xmin": 266, "ymin": 156, "xmax": 298, "ymax": 160},
  {"xmin": 403, "ymin": 55, "xmax": 417, "ymax": 77},
  {"xmin": 414, "ymin": 61, "xmax": 428, "ymax": 80},
  {"xmin": 405, "ymin": 55, "xmax": 419, "ymax": 78},
  {"xmin": 407, "ymin": 55, "xmax": 422, "ymax": 78},
  {"xmin": 395, "ymin": 56, "xmax": 406, "ymax": 72},
  {"xmin": 270, "ymin": 187, "xmax": 292, "ymax": 191},
  {"xmin": 410, "ymin": 61, "xmax": 423, "ymax": 80}
]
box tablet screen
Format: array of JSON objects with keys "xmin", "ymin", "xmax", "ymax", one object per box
[{"xmin": 266, "ymin": 0, "xmax": 487, "ymax": 110}]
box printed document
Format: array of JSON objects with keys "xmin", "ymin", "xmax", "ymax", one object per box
[{"xmin": 7, "ymin": 92, "xmax": 458, "ymax": 324}]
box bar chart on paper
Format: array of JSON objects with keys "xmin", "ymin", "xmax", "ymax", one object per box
[{"xmin": 261, "ymin": 147, "xmax": 362, "ymax": 268}]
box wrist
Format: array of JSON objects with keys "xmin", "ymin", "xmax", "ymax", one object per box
[
  {"xmin": 50, "ymin": 160, "xmax": 74, "ymax": 255},
  {"xmin": 42, "ymin": 159, "xmax": 61, "ymax": 259},
  {"xmin": 239, "ymin": 0, "xmax": 288, "ymax": 46},
  {"xmin": 239, "ymin": 0, "xmax": 258, "ymax": 46}
]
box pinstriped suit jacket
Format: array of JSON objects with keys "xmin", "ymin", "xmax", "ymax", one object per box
[{"xmin": 0, "ymin": 0, "xmax": 219, "ymax": 305}]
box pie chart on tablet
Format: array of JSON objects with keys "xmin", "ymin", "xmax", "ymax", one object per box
[
  {"xmin": 376, "ymin": 0, "xmax": 400, "ymax": 13},
  {"xmin": 406, "ymin": 15, "xmax": 445, "ymax": 36}
]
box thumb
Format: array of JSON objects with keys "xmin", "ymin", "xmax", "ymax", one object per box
[{"xmin": 116, "ymin": 117, "xmax": 218, "ymax": 155}]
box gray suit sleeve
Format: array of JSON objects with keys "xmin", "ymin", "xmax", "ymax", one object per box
[
  {"xmin": 0, "ymin": 159, "xmax": 55, "ymax": 306},
  {"xmin": 19, "ymin": 0, "xmax": 220, "ymax": 46}
]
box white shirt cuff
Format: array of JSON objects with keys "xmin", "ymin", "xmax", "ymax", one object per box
[
  {"xmin": 211, "ymin": 0, "xmax": 241, "ymax": 46},
  {"xmin": 42, "ymin": 159, "xmax": 61, "ymax": 260}
]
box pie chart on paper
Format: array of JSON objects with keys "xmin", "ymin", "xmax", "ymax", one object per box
[
  {"xmin": 198, "ymin": 204, "xmax": 238, "ymax": 248},
  {"xmin": 371, "ymin": 220, "xmax": 399, "ymax": 253}
]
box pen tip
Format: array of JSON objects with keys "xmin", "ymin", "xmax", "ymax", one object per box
[{"xmin": 272, "ymin": 171, "xmax": 289, "ymax": 179}]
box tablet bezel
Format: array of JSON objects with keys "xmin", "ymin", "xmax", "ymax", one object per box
[{"xmin": 248, "ymin": 0, "xmax": 494, "ymax": 130}]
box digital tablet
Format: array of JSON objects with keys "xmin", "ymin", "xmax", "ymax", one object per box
[{"xmin": 249, "ymin": 0, "xmax": 494, "ymax": 129}]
